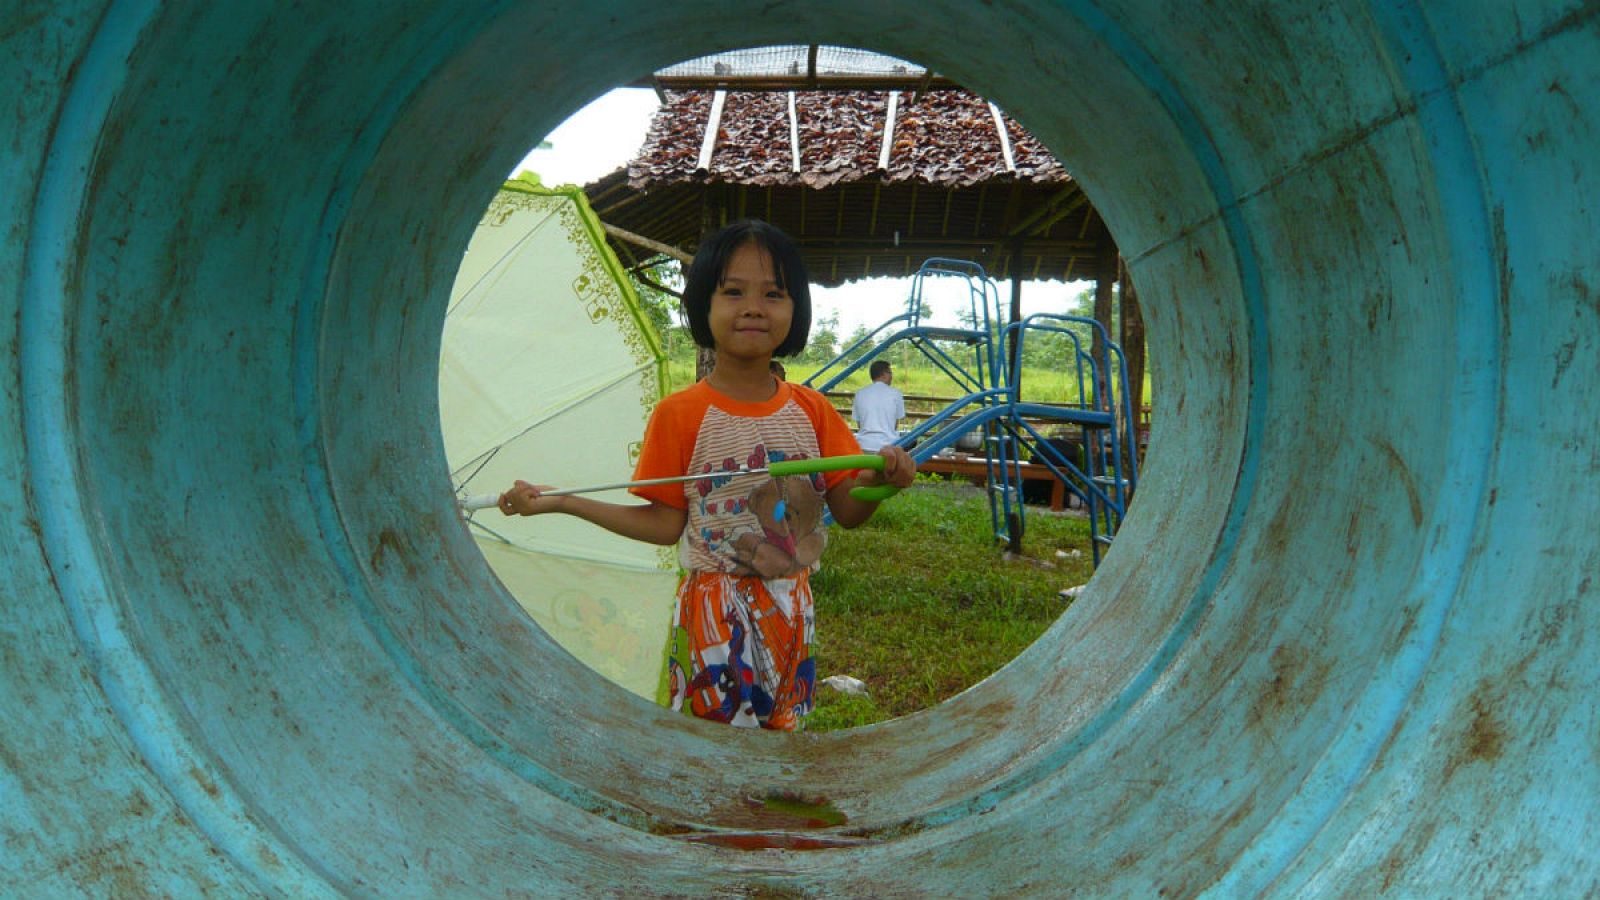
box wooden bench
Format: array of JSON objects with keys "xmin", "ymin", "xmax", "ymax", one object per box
[{"xmin": 915, "ymin": 453, "xmax": 1074, "ymax": 511}]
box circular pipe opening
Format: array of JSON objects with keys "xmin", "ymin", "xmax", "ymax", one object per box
[
  {"xmin": 338, "ymin": 8, "xmax": 1248, "ymax": 831},
  {"xmin": 447, "ymin": 71, "xmax": 1149, "ymax": 724}
]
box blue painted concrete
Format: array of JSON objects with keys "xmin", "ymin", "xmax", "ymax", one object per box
[{"xmin": 3, "ymin": 1, "xmax": 1597, "ymax": 895}]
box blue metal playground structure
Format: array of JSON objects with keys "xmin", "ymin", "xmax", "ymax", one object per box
[{"xmin": 804, "ymin": 258, "xmax": 1141, "ymax": 562}]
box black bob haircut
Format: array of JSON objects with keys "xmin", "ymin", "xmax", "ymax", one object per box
[{"xmin": 681, "ymin": 219, "xmax": 812, "ymax": 358}]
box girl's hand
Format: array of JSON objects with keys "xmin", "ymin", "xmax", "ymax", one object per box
[
  {"xmin": 864, "ymin": 445, "xmax": 916, "ymax": 489},
  {"xmin": 828, "ymin": 447, "xmax": 915, "ymax": 528},
  {"xmin": 500, "ymin": 480, "xmax": 563, "ymax": 516}
]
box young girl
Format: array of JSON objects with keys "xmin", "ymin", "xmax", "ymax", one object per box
[{"xmin": 499, "ymin": 219, "xmax": 915, "ymax": 731}]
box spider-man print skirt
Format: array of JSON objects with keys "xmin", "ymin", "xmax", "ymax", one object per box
[{"xmin": 665, "ymin": 570, "xmax": 816, "ymax": 731}]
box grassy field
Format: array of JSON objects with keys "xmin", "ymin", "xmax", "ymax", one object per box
[
  {"xmin": 806, "ymin": 478, "xmax": 1096, "ymax": 731},
  {"xmin": 667, "ymin": 358, "xmax": 1151, "ymax": 411}
]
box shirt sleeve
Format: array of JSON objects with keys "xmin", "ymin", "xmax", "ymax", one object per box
[
  {"xmin": 795, "ymin": 386, "xmax": 864, "ymax": 489},
  {"xmin": 628, "ymin": 397, "xmax": 693, "ymax": 509}
]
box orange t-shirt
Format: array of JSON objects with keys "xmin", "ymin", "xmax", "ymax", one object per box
[{"xmin": 630, "ymin": 380, "xmax": 862, "ymax": 576}]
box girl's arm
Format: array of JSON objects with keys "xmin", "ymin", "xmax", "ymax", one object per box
[
  {"xmin": 500, "ymin": 480, "xmax": 686, "ymax": 546},
  {"xmin": 825, "ymin": 446, "xmax": 917, "ymax": 528}
]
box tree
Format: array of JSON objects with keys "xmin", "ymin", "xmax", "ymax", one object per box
[
  {"xmin": 839, "ymin": 323, "xmax": 874, "ymax": 368},
  {"xmin": 802, "ymin": 310, "xmax": 842, "ymax": 364},
  {"xmin": 626, "ymin": 256, "xmax": 691, "ymax": 361}
]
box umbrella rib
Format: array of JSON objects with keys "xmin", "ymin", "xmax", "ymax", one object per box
[
  {"xmin": 445, "ymin": 206, "xmax": 561, "ymax": 318},
  {"xmin": 449, "ymin": 361, "xmax": 655, "ymax": 484}
]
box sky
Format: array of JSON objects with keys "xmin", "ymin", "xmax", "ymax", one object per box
[{"xmin": 511, "ymin": 89, "xmax": 1092, "ymax": 336}]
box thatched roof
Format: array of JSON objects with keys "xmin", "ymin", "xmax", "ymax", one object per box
[{"xmin": 585, "ymin": 89, "xmax": 1116, "ymax": 287}]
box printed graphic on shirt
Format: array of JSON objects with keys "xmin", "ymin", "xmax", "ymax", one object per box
[
  {"xmin": 686, "ymin": 404, "xmax": 829, "ymax": 577},
  {"xmin": 629, "ymin": 381, "xmax": 863, "ymax": 576}
]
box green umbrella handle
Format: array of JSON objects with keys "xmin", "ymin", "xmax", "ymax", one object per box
[{"xmin": 768, "ymin": 454, "xmax": 902, "ymax": 502}]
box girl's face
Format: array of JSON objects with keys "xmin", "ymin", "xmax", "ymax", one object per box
[{"xmin": 708, "ymin": 240, "xmax": 793, "ymax": 362}]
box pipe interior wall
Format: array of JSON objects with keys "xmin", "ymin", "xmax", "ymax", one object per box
[{"xmin": 3, "ymin": 1, "xmax": 1596, "ymax": 895}]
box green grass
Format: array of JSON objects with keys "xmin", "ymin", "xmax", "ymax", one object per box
[
  {"xmin": 806, "ymin": 478, "xmax": 1095, "ymax": 731},
  {"xmin": 668, "ymin": 358, "xmax": 1151, "ymax": 411}
]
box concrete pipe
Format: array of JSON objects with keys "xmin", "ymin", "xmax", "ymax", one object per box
[{"xmin": 4, "ymin": 1, "xmax": 1596, "ymax": 895}]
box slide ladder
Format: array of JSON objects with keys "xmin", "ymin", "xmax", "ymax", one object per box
[{"xmin": 989, "ymin": 313, "xmax": 1141, "ymax": 564}]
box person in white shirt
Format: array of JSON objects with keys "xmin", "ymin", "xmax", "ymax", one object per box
[{"xmin": 853, "ymin": 360, "xmax": 906, "ymax": 452}]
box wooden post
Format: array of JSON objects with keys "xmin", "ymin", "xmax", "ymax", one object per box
[
  {"xmin": 1119, "ymin": 257, "xmax": 1147, "ymax": 475},
  {"xmin": 1093, "ymin": 234, "xmax": 1117, "ymax": 403},
  {"xmin": 1008, "ymin": 238, "xmax": 1024, "ymax": 385},
  {"xmin": 1090, "ymin": 235, "xmax": 1118, "ymax": 485},
  {"xmin": 695, "ymin": 197, "xmax": 718, "ymax": 382}
]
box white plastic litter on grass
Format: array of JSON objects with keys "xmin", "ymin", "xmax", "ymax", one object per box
[{"xmin": 822, "ymin": 675, "xmax": 870, "ymax": 696}]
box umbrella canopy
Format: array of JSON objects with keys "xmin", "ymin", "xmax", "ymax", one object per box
[{"xmin": 442, "ymin": 177, "xmax": 676, "ymax": 698}]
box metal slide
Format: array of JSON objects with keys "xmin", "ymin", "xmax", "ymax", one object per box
[
  {"xmin": 816, "ymin": 258, "xmax": 1138, "ymax": 560},
  {"xmin": 804, "ymin": 257, "xmax": 1005, "ymax": 397}
]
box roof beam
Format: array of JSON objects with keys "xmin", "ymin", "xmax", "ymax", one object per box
[
  {"xmin": 1078, "ymin": 208, "xmax": 1096, "ymax": 238},
  {"xmin": 640, "ymin": 74, "xmax": 960, "ymax": 92},
  {"xmin": 695, "ymin": 90, "xmax": 726, "ymax": 172},
  {"xmin": 1026, "ymin": 194, "xmax": 1090, "ymax": 237},
  {"xmin": 988, "ymin": 102, "xmax": 1016, "ymax": 174},
  {"xmin": 787, "ymin": 91, "xmax": 802, "ymax": 173},
  {"xmin": 998, "ymin": 183, "xmax": 1024, "ymax": 242},
  {"xmin": 877, "ymin": 90, "xmax": 900, "ymax": 171},
  {"xmin": 797, "ymin": 236, "xmax": 1096, "ymax": 252},
  {"xmin": 601, "ymin": 222, "xmax": 694, "ymax": 265},
  {"xmin": 1005, "ymin": 186, "xmax": 1080, "ymax": 238}
]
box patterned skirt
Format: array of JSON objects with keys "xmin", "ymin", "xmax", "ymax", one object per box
[{"xmin": 665, "ymin": 570, "xmax": 816, "ymax": 731}]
